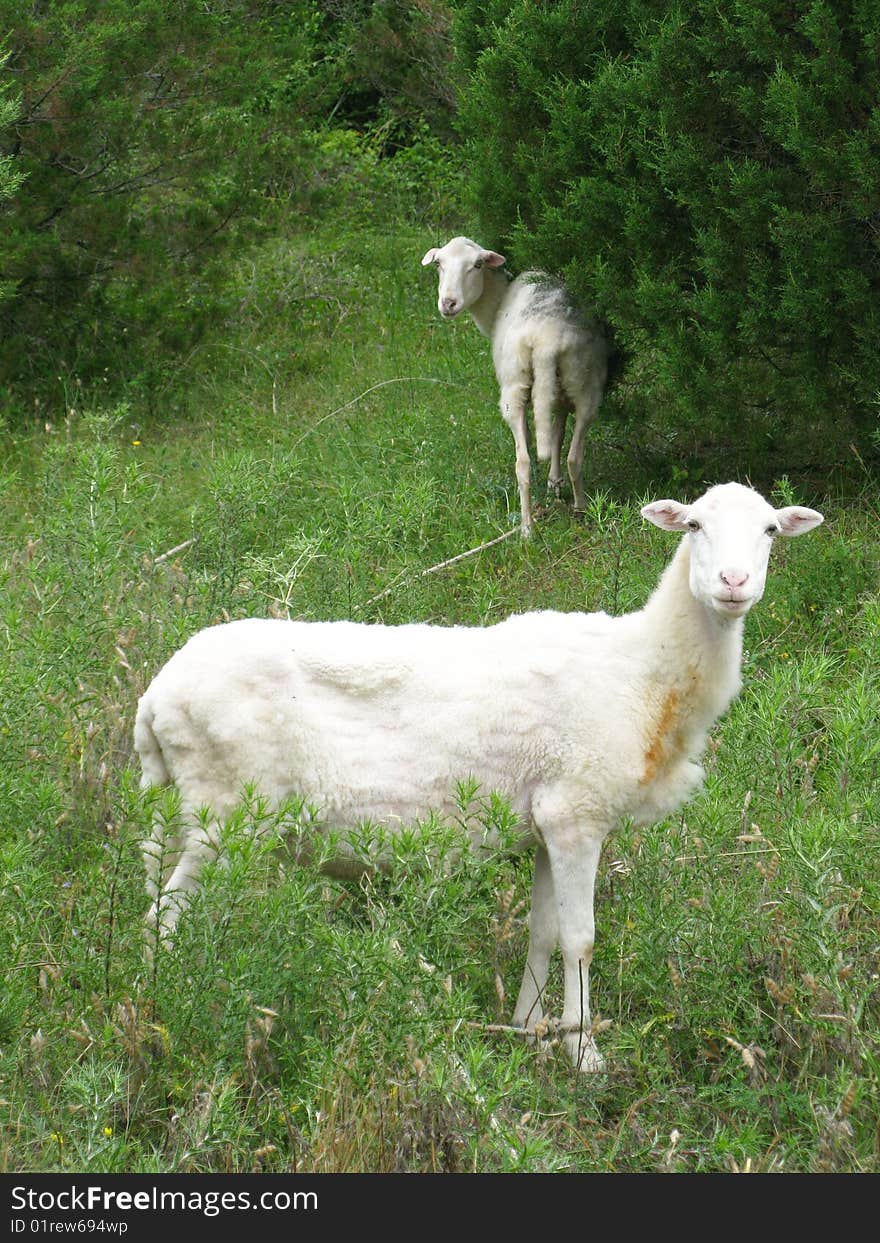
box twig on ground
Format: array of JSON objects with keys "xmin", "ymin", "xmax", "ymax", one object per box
[
  {"xmin": 219, "ymin": 344, "xmax": 279, "ymax": 417},
  {"xmin": 291, "ymin": 376, "xmax": 466, "ymax": 451},
  {"xmin": 359, "ymin": 527, "xmax": 519, "ymax": 610},
  {"xmin": 152, "ymin": 538, "xmax": 197, "ymax": 565}
]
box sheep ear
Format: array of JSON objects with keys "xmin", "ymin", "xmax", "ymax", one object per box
[
  {"xmin": 641, "ymin": 499, "xmax": 691, "ymax": 532},
  {"xmin": 774, "ymin": 505, "xmax": 824, "ymax": 537},
  {"xmin": 421, "ymin": 248, "xmax": 440, "ymax": 266},
  {"xmin": 480, "ymin": 250, "xmax": 506, "ymax": 268}
]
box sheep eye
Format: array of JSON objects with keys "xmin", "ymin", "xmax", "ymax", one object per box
[
  {"xmin": 765, "ymin": 524, "xmax": 778, "ymax": 537},
  {"xmin": 686, "ymin": 519, "xmax": 701, "ymax": 533},
  {"xmin": 473, "ymin": 259, "xmax": 483, "ymax": 270}
]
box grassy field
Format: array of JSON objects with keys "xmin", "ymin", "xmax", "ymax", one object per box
[{"xmin": 1, "ymin": 203, "xmax": 879, "ymax": 1173}]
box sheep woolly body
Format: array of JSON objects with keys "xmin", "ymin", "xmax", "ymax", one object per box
[
  {"xmin": 421, "ymin": 235, "xmax": 608, "ymax": 537},
  {"xmin": 135, "ymin": 482, "xmax": 824, "ymax": 1072}
]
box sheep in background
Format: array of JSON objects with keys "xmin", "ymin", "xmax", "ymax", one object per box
[
  {"xmin": 421, "ymin": 235, "xmax": 608, "ymax": 537},
  {"xmin": 135, "ymin": 482, "xmax": 823, "ymax": 1071}
]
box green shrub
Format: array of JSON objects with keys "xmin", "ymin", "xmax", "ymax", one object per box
[{"xmin": 455, "ymin": 0, "xmax": 880, "ymax": 472}]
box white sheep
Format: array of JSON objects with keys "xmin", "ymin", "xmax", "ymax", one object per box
[
  {"xmin": 135, "ymin": 482, "xmax": 823, "ymax": 1071},
  {"xmin": 421, "ymin": 235, "xmax": 609, "ymax": 536}
]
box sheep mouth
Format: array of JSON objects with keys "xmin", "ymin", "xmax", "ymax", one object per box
[
  {"xmin": 713, "ymin": 596, "xmax": 753, "ymax": 617},
  {"xmin": 440, "ymin": 306, "xmax": 462, "ymax": 319}
]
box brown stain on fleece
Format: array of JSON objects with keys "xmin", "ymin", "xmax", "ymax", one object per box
[{"xmin": 640, "ymin": 687, "xmax": 682, "ymax": 785}]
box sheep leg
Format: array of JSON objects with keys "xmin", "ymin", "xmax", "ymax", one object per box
[
  {"xmin": 568, "ymin": 379, "xmax": 604, "ymax": 514},
  {"xmin": 141, "ymin": 817, "xmax": 185, "ymax": 962},
  {"xmin": 530, "ymin": 355, "xmax": 561, "ymax": 501},
  {"xmin": 141, "ymin": 823, "xmax": 182, "ymax": 905},
  {"xmin": 500, "ymin": 390, "xmax": 533, "ymax": 537},
  {"xmin": 142, "ymin": 829, "xmax": 163, "ymax": 909},
  {"xmin": 144, "ymin": 816, "xmax": 219, "ymax": 944},
  {"xmin": 512, "ymin": 844, "xmax": 557, "ymax": 1031},
  {"xmin": 545, "ymin": 830, "xmax": 605, "ymax": 1072},
  {"xmin": 548, "ymin": 411, "xmax": 567, "ymax": 498}
]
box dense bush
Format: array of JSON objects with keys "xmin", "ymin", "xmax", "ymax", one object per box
[
  {"xmin": 0, "ymin": 1, "xmax": 320, "ymax": 393},
  {"xmin": 313, "ymin": 0, "xmax": 457, "ymax": 139},
  {"xmin": 455, "ymin": 0, "xmax": 880, "ymax": 471},
  {"xmin": 0, "ymin": 1, "xmax": 458, "ymax": 414},
  {"xmin": 0, "ymin": 43, "xmax": 24, "ymax": 299}
]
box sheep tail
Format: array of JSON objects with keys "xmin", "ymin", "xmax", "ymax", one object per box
[
  {"xmin": 531, "ymin": 352, "xmax": 558, "ymax": 460},
  {"xmin": 133, "ymin": 696, "xmax": 170, "ymax": 789}
]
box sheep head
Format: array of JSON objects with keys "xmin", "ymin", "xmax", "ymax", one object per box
[
  {"xmin": 421, "ymin": 236, "xmax": 506, "ymax": 319},
  {"xmin": 642, "ymin": 482, "xmax": 824, "ymax": 620}
]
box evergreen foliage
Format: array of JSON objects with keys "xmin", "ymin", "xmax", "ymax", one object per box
[
  {"xmin": 0, "ymin": 1, "xmax": 320, "ymax": 389},
  {"xmin": 311, "ymin": 0, "xmax": 457, "ymax": 138},
  {"xmin": 0, "ymin": 48, "xmax": 21, "ymax": 186},
  {"xmin": 0, "ymin": 1, "xmax": 458, "ymax": 409},
  {"xmin": 456, "ymin": 0, "xmax": 880, "ymax": 466}
]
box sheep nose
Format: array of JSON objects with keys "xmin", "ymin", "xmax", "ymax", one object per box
[
  {"xmin": 720, "ymin": 569, "xmax": 749, "ymax": 590},
  {"xmin": 441, "ymin": 297, "xmax": 459, "ymax": 314}
]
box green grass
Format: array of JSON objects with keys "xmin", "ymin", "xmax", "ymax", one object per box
[{"xmin": 1, "ymin": 203, "xmax": 878, "ymax": 1174}]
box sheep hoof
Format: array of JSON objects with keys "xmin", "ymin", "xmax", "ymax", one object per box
[{"xmin": 565, "ymin": 1032, "xmax": 606, "ymax": 1073}]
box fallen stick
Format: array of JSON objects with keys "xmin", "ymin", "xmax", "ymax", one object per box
[
  {"xmin": 152, "ymin": 537, "xmax": 197, "ymax": 565},
  {"xmin": 359, "ymin": 526, "xmax": 519, "ymax": 609},
  {"xmin": 291, "ymin": 376, "xmax": 466, "ymax": 452}
]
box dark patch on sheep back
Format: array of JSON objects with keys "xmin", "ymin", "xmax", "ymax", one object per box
[
  {"xmin": 518, "ymin": 272, "xmax": 586, "ymax": 327},
  {"xmin": 519, "ymin": 271, "xmax": 625, "ymax": 389}
]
